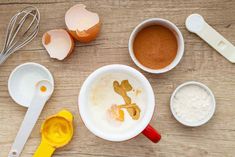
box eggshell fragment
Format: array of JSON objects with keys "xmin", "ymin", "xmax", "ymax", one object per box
[
  {"xmin": 42, "ymin": 29, "xmax": 74, "ymax": 60},
  {"xmin": 65, "ymin": 4, "xmax": 101, "ymax": 43}
]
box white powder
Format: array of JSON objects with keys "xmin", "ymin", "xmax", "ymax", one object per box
[{"xmin": 172, "ymin": 84, "xmax": 213, "ymax": 124}]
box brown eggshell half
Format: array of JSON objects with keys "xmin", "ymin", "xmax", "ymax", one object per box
[
  {"xmin": 65, "ymin": 4, "xmax": 101, "ymax": 43},
  {"xmin": 42, "ymin": 29, "xmax": 74, "ymax": 60}
]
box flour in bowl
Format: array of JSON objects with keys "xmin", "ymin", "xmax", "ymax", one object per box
[{"xmin": 172, "ymin": 84, "xmax": 214, "ymax": 124}]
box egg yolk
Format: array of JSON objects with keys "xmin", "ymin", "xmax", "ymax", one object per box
[
  {"xmin": 40, "ymin": 86, "xmax": 47, "ymax": 92},
  {"xmin": 43, "ymin": 117, "xmax": 72, "ymax": 145}
]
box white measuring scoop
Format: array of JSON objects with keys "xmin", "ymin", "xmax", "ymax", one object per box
[
  {"xmin": 8, "ymin": 80, "xmax": 54, "ymax": 157},
  {"xmin": 185, "ymin": 14, "xmax": 235, "ymax": 63}
]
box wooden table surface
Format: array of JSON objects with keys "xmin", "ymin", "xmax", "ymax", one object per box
[{"xmin": 0, "ymin": 0, "xmax": 235, "ymax": 157}]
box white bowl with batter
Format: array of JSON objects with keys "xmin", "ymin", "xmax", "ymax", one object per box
[{"xmin": 79, "ymin": 64, "xmax": 161, "ymax": 142}]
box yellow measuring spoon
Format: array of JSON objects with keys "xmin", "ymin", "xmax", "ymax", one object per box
[{"xmin": 33, "ymin": 110, "xmax": 74, "ymax": 157}]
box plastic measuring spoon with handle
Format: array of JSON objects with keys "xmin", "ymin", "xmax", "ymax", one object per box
[
  {"xmin": 8, "ymin": 80, "xmax": 54, "ymax": 157},
  {"xmin": 186, "ymin": 14, "xmax": 235, "ymax": 63},
  {"xmin": 33, "ymin": 110, "xmax": 74, "ymax": 157}
]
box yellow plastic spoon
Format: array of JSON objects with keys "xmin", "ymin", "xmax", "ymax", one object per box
[{"xmin": 33, "ymin": 110, "xmax": 74, "ymax": 157}]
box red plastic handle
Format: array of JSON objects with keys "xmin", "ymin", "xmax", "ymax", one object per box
[{"xmin": 142, "ymin": 124, "xmax": 161, "ymax": 143}]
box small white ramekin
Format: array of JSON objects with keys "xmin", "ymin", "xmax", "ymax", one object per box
[
  {"xmin": 170, "ymin": 81, "xmax": 216, "ymax": 127},
  {"xmin": 8, "ymin": 62, "xmax": 54, "ymax": 107},
  {"xmin": 128, "ymin": 18, "xmax": 184, "ymax": 74}
]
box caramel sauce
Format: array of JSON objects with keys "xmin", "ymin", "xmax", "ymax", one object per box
[
  {"xmin": 111, "ymin": 80, "xmax": 141, "ymax": 121},
  {"xmin": 133, "ymin": 25, "xmax": 178, "ymax": 69},
  {"xmin": 113, "ymin": 80, "xmax": 132, "ymax": 104}
]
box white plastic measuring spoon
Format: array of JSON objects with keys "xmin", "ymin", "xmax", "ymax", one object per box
[
  {"xmin": 185, "ymin": 14, "xmax": 235, "ymax": 63},
  {"xmin": 8, "ymin": 80, "xmax": 54, "ymax": 157}
]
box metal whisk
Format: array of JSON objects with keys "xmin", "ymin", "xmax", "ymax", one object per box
[{"xmin": 0, "ymin": 6, "xmax": 40, "ymax": 65}]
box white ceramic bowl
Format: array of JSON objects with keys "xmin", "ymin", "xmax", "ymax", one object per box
[
  {"xmin": 8, "ymin": 62, "xmax": 54, "ymax": 107},
  {"xmin": 128, "ymin": 18, "xmax": 184, "ymax": 74},
  {"xmin": 78, "ymin": 64, "xmax": 155, "ymax": 141},
  {"xmin": 170, "ymin": 81, "xmax": 216, "ymax": 127}
]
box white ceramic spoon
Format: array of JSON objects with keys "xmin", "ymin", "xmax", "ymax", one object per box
[
  {"xmin": 186, "ymin": 14, "xmax": 235, "ymax": 63},
  {"xmin": 8, "ymin": 80, "xmax": 54, "ymax": 157}
]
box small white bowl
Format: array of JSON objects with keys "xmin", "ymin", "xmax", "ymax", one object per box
[
  {"xmin": 8, "ymin": 62, "xmax": 54, "ymax": 107},
  {"xmin": 170, "ymin": 81, "xmax": 216, "ymax": 127},
  {"xmin": 128, "ymin": 18, "xmax": 184, "ymax": 74}
]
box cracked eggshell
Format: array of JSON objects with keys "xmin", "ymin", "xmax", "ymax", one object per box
[
  {"xmin": 65, "ymin": 4, "xmax": 101, "ymax": 43},
  {"xmin": 42, "ymin": 29, "xmax": 74, "ymax": 60}
]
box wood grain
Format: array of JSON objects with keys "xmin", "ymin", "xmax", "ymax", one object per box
[{"xmin": 0, "ymin": 0, "xmax": 235, "ymax": 157}]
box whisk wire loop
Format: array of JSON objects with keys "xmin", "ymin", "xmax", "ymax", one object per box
[{"xmin": 0, "ymin": 6, "xmax": 40, "ymax": 65}]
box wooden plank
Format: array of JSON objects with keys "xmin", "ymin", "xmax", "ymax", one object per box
[{"xmin": 0, "ymin": 0, "xmax": 234, "ymax": 156}]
